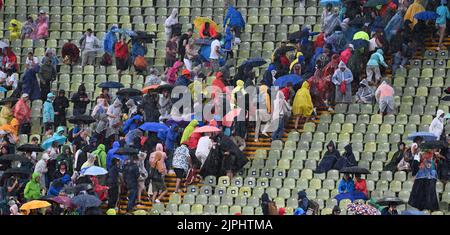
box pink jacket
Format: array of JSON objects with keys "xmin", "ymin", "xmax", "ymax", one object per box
[
  {"xmin": 166, "ymin": 61, "xmax": 183, "ymax": 85},
  {"xmin": 340, "ymin": 48, "xmax": 352, "ymax": 65}
]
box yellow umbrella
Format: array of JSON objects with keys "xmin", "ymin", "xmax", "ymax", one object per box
[
  {"xmin": 20, "ymin": 200, "xmax": 52, "ymax": 211},
  {"xmin": 193, "ymin": 17, "xmax": 218, "ymax": 31}
]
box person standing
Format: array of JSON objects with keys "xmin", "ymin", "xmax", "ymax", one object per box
[
  {"xmin": 79, "ymin": 28, "xmax": 100, "ymax": 66},
  {"xmin": 13, "ymin": 93, "xmax": 31, "ymax": 135},
  {"xmin": 366, "ymin": 49, "xmax": 388, "ymax": 85},
  {"xmin": 38, "ymin": 55, "xmax": 57, "ymax": 101},
  {"xmin": 429, "ymin": 109, "xmax": 445, "ymax": 140},
  {"xmin": 332, "ymin": 61, "xmax": 353, "ymax": 104},
  {"xmin": 24, "ymin": 172, "xmax": 42, "ymax": 201},
  {"xmin": 271, "ymin": 91, "xmax": 291, "ymax": 141},
  {"xmin": 375, "ymin": 81, "xmax": 395, "ymax": 116},
  {"xmin": 25, "ymin": 52, "xmax": 39, "ymax": 71},
  {"xmin": 165, "ymin": 9, "xmax": 179, "ymax": 41},
  {"xmin": 178, "ymin": 29, "xmax": 193, "ymax": 61},
  {"xmin": 114, "ymin": 35, "xmax": 129, "ymax": 75},
  {"xmin": 436, "ymin": 0, "xmax": 450, "ymax": 50},
  {"xmin": 195, "ymin": 135, "xmax": 213, "ymax": 168},
  {"xmin": 255, "ymin": 85, "xmax": 271, "ymax": 142},
  {"xmin": 124, "ymin": 155, "xmax": 140, "ymax": 213},
  {"xmin": 71, "ymin": 84, "xmax": 90, "ymax": 116},
  {"xmin": 209, "ymin": 34, "xmax": 222, "ymax": 76},
  {"xmin": 107, "ymin": 158, "xmax": 121, "ymax": 210},
  {"xmin": 172, "ymin": 144, "xmax": 191, "ymax": 193},
  {"xmin": 292, "ymin": 81, "xmax": 314, "ymax": 130},
  {"xmin": 165, "ymin": 35, "xmax": 179, "ymax": 69},
  {"xmin": 53, "ymin": 90, "xmax": 69, "ymax": 128},
  {"xmin": 43, "ymin": 92, "xmax": 55, "ymax": 135}
]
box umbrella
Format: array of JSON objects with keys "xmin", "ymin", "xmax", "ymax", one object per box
[
  {"xmin": 407, "ymin": 132, "xmax": 437, "ymax": 142},
  {"xmin": 166, "ymin": 118, "xmax": 190, "ymax": 128},
  {"xmin": 401, "ymin": 210, "xmax": 426, "ymax": 215},
  {"xmin": 71, "ymin": 194, "xmax": 102, "ymax": 208},
  {"xmin": 0, "ymin": 87, "xmax": 8, "ymax": 92},
  {"xmin": 156, "ymin": 84, "xmax": 174, "ymax": 93},
  {"xmin": 239, "ymin": 57, "xmax": 267, "ymax": 69},
  {"xmin": 351, "ymin": 39, "xmax": 369, "ymax": 50},
  {"xmin": 0, "ymin": 154, "xmax": 31, "ymax": 162},
  {"xmin": 115, "ymin": 147, "xmax": 140, "ymax": 155},
  {"xmin": 20, "ymin": 200, "xmax": 52, "ymax": 210},
  {"xmin": 273, "ymin": 74, "xmax": 303, "ymax": 87},
  {"xmin": 142, "ymin": 84, "xmax": 160, "ymax": 94},
  {"xmin": 347, "ymin": 202, "xmax": 381, "ymax": 215},
  {"xmin": 41, "ymin": 135, "xmax": 67, "ymax": 150},
  {"xmin": 68, "ymin": 115, "xmax": 96, "ymax": 124},
  {"xmin": 376, "ymin": 197, "xmax": 405, "ymax": 207},
  {"xmin": 442, "ymin": 96, "xmax": 450, "ymax": 101},
  {"xmin": 193, "ymin": 126, "xmax": 221, "ymax": 133},
  {"xmin": 194, "ymin": 38, "xmax": 212, "ymax": 46},
  {"xmin": 116, "ymin": 88, "xmax": 142, "ymax": 97},
  {"xmin": 420, "ymin": 140, "xmax": 448, "ymax": 150},
  {"xmin": 98, "ymin": 81, "xmax": 124, "ymax": 89},
  {"xmin": 319, "ymin": 0, "xmax": 342, "ymax": 6},
  {"xmin": 0, "ymin": 97, "xmax": 18, "ymax": 105},
  {"xmin": 63, "ymin": 183, "xmax": 93, "ymax": 195},
  {"xmin": 17, "ymin": 144, "xmax": 45, "ymax": 152},
  {"xmin": 364, "ymin": 0, "xmax": 388, "ymax": 7},
  {"xmin": 139, "ymin": 122, "xmax": 169, "ymax": 133},
  {"xmin": 0, "ymin": 41, "xmax": 9, "ymax": 49},
  {"xmin": 414, "ymin": 11, "xmax": 439, "ymax": 21},
  {"xmin": 2, "ymin": 167, "xmax": 33, "ymax": 176},
  {"xmin": 50, "ymin": 196, "xmax": 75, "ymax": 208},
  {"xmin": 339, "ymin": 166, "xmax": 371, "ymax": 174},
  {"xmin": 82, "ymin": 166, "xmax": 108, "ymax": 176},
  {"xmin": 193, "ymin": 17, "xmax": 218, "ymax": 31}
]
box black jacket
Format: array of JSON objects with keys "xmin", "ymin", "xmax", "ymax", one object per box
[
  {"xmin": 107, "ymin": 165, "xmax": 121, "ymax": 187},
  {"xmin": 53, "ymin": 95, "xmax": 69, "ymax": 116},
  {"xmin": 71, "ymin": 85, "xmax": 90, "ymax": 112},
  {"xmin": 123, "ymin": 162, "xmax": 140, "ymax": 189}
]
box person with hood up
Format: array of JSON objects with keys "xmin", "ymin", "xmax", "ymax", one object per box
[
  {"xmin": 199, "ymin": 22, "xmax": 218, "ymax": 39},
  {"xmin": 375, "ymin": 80, "xmax": 395, "ymax": 115},
  {"xmin": 2, "ymin": 47, "xmax": 19, "ymax": 73},
  {"xmin": 404, "ymin": 0, "xmax": 425, "ymax": 28},
  {"xmin": 148, "ymin": 143, "xmax": 168, "ymax": 192},
  {"xmin": 195, "ymin": 134, "xmax": 213, "ymax": 168},
  {"xmin": 293, "ymin": 81, "xmax": 314, "ymax": 130},
  {"xmin": 123, "ymin": 114, "xmax": 142, "ymax": 135},
  {"xmin": 106, "ymin": 141, "xmax": 126, "ymax": 169},
  {"xmin": 175, "ymin": 69, "xmax": 192, "ymax": 87},
  {"xmin": 34, "ymin": 153, "xmax": 49, "ymax": 191},
  {"xmin": 0, "ymin": 101, "xmax": 13, "ymax": 126},
  {"xmin": 321, "ymin": 3, "xmax": 334, "ymax": 30},
  {"xmin": 143, "ymin": 93, "xmax": 161, "ymax": 122},
  {"xmin": 297, "ymin": 191, "xmax": 310, "ymax": 212},
  {"xmin": 103, "ymin": 24, "xmax": 118, "ymax": 56},
  {"xmin": 381, "ymin": 203, "xmax": 399, "ymax": 215},
  {"xmin": 334, "ymin": 144, "xmax": 358, "ymax": 170},
  {"xmin": 38, "ymin": 55, "xmax": 57, "ymax": 101},
  {"xmin": 48, "ymin": 174, "xmax": 71, "ymax": 196},
  {"xmin": 43, "ymin": 92, "xmax": 55, "ymax": 134},
  {"xmin": 180, "ymin": 119, "xmax": 199, "ymax": 145},
  {"xmin": 332, "ymin": 61, "xmax": 353, "ymax": 104},
  {"xmin": 158, "ymin": 124, "xmax": 179, "ymax": 168},
  {"xmin": 125, "ymin": 99, "xmax": 138, "ymax": 118},
  {"xmin": 339, "ymin": 44, "xmax": 353, "ymax": 65},
  {"xmin": 114, "ymin": 35, "xmax": 130, "ymax": 74},
  {"xmin": 166, "ymin": 61, "xmax": 183, "ymax": 85},
  {"xmin": 429, "ymin": 109, "xmax": 445, "ymax": 140},
  {"xmin": 13, "ymin": 93, "xmax": 31, "ymax": 134},
  {"xmin": 92, "ymin": 144, "xmax": 107, "ymax": 169},
  {"xmin": 8, "ymin": 19, "xmax": 21, "ymax": 41},
  {"xmin": 106, "ymin": 99, "xmax": 122, "ymax": 142},
  {"xmin": 231, "ymin": 80, "xmax": 246, "ymax": 109},
  {"xmin": 56, "ymin": 145, "xmax": 74, "ymax": 175},
  {"xmin": 91, "ymin": 98, "xmax": 109, "ymax": 142},
  {"xmin": 71, "ymin": 84, "xmax": 90, "ymax": 116},
  {"xmin": 107, "ymin": 157, "xmax": 121, "ymax": 209},
  {"xmin": 165, "ymin": 9, "xmax": 179, "ymax": 41},
  {"xmin": 124, "ymin": 155, "xmax": 141, "ymax": 212},
  {"xmin": 315, "ymin": 141, "xmax": 341, "ymax": 173},
  {"xmin": 354, "ymin": 173, "xmax": 368, "ymax": 198},
  {"xmin": 53, "ymin": 90, "xmax": 69, "ymax": 127},
  {"xmin": 172, "ymin": 144, "xmax": 191, "ymax": 193},
  {"xmin": 150, "ymin": 151, "xmax": 168, "ymax": 203},
  {"xmin": 355, "ymin": 79, "xmax": 374, "ymax": 104},
  {"xmin": 384, "ymin": 142, "xmax": 406, "ymax": 172},
  {"xmin": 255, "ymin": 85, "xmax": 271, "ymax": 142},
  {"xmin": 325, "ymin": 26, "xmax": 347, "ymax": 53},
  {"xmin": 366, "ymin": 49, "xmax": 388, "ymax": 84},
  {"xmin": 24, "ymin": 172, "xmax": 42, "ymax": 201},
  {"xmin": 21, "ymin": 65, "xmax": 41, "ymax": 101},
  {"xmin": 90, "ymin": 176, "xmax": 109, "ymax": 201},
  {"xmin": 271, "ymin": 91, "xmax": 291, "ymax": 141}
]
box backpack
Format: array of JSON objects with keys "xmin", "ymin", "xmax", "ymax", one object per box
[
  {"xmin": 267, "ymin": 201, "xmax": 278, "ymax": 215},
  {"xmin": 133, "ymin": 56, "xmax": 148, "ymax": 72},
  {"xmin": 100, "ymin": 53, "xmax": 112, "ymax": 66}
]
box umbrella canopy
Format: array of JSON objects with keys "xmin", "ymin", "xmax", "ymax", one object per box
[
  {"xmin": 0, "ymin": 41, "xmax": 9, "ymax": 49},
  {"xmin": 351, "ymin": 39, "xmax": 370, "ymax": 50},
  {"xmin": 62, "ymin": 183, "xmax": 93, "ymax": 195},
  {"xmin": 71, "ymin": 194, "xmax": 102, "ymax": 208},
  {"xmin": 420, "ymin": 140, "xmax": 448, "ymax": 150},
  {"xmin": 50, "ymin": 196, "xmax": 75, "ymax": 208},
  {"xmin": 41, "ymin": 135, "xmax": 67, "ymax": 150},
  {"xmin": 115, "ymin": 147, "xmax": 140, "ymax": 155},
  {"xmin": 319, "ymin": 0, "xmax": 342, "ymax": 6},
  {"xmin": 441, "ymin": 96, "xmax": 450, "ymax": 101},
  {"xmin": 68, "ymin": 115, "xmax": 96, "ymax": 124},
  {"xmin": 3, "ymin": 167, "xmax": 33, "ymax": 176},
  {"xmin": 194, "ymin": 38, "xmax": 212, "ymax": 46},
  {"xmin": 193, "ymin": 17, "xmax": 218, "ymax": 31},
  {"xmin": 17, "ymin": 144, "xmax": 44, "ymax": 152},
  {"xmin": 347, "ymin": 202, "xmax": 380, "ymax": 215},
  {"xmin": 339, "ymin": 166, "xmax": 371, "ymax": 174},
  {"xmin": 0, "ymin": 87, "xmax": 7, "ymax": 92},
  {"xmin": 414, "ymin": 11, "xmax": 439, "ymax": 21},
  {"xmin": 20, "ymin": 200, "xmax": 52, "ymax": 210},
  {"xmin": 139, "ymin": 122, "xmax": 169, "ymax": 133},
  {"xmin": 142, "ymin": 84, "xmax": 160, "ymax": 94},
  {"xmin": 273, "ymin": 74, "xmax": 303, "ymax": 87},
  {"xmin": 193, "ymin": 126, "xmax": 221, "ymax": 133},
  {"xmin": 376, "ymin": 197, "xmax": 405, "ymax": 207},
  {"xmin": 82, "ymin": 166, "xmax": 108, "ymax": 176},
  {"xmin": 0, "ymin": 97, "xmax": 18, "ymax": 105},
  {"xmin": 156, "ymin": 84, "xmax": 175, "ymax": 93},
  {"xmin": 407, "ymin": 132, "xmax": 437, "ymax": 142},
  {"xmin": 0, "ymin": 154, "xmax": 31, "ymax": 162},
  {"xmin": 364, "ymin": 0, "xmax": 388, "ymax": 7},
  {"xmin": 117, "ymin": 88, "xmax": 142, "ymax": 97},
  {"xmin": 98, "ymin": 81, "xmax": 124, "ymax": 89},
  {"xmin": 239, "ymin": 57, "xmax": 267, "ymax": 69}
]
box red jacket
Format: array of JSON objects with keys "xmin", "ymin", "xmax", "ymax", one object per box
[
  {"xmin": 340, "ymin": 48, "xmax": 352, "ymax": 65},
  {"xmin": 354, "ymin": 179, "xmax": 368, "ymax": 197},
  {"xmin": 114, "ymin": 41, "xmax": 128, "ymax": 59},
  {"xmin": 186, "ymin": 132, "xmax": 202, "ymax": 149},
  {"xmin": 280, "ymin": 87, "xmax": 290, "ymax": 101}
]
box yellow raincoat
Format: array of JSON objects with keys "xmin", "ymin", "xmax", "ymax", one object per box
[
  {"xmin": 8, "ymin": 19, "xmax": 22, "ymax": 41},
  {"xmin": 292, "ymin": 82, "xmax": 313, "ymax": 117},
  {"xmin": 231, "ymin": 80, "xmax": 247, "ymax": 108},
  {"xmin": 188, "ymin": 80, "xmax": 208, "ymax": 103},
  {"xmin": 259, "ymin": 85, "xmax": 271, "ymax": 113},
  {"xmin": 1, "ymin": 118, "xmax": 19, "ymax": 139},
  {"xmin": 290, "ymin": 52, "xmax": 304, "ymax": 71},
  {"xmin": 0, "ymin": 105, "xmax": 13, "ymax": 126},
  {"xmin": 404, "ymin": 0, "xmax": 425, "ymax": 28}
]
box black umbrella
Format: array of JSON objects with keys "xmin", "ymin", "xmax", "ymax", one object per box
[
  {"xmin": 0, "ymin": 154, "xmax": 31, "ymax": 162},
  {"xmin": 71, "ymin": 194, "xmax": 102, "ymax": 208},
  {"xmin": 156, "ymin": 84, "xmax": 175, "ymax": 93},
  {"xmin": 116, "ymin": 88, "xmax": 142, "ymax": 97},
  {"xmin": 68, "ymin": 115, "xmax": 96, "ymax": 124},
  {"xmin": 17, "ymin": 144, "xmax": 44, "ymax": 152},
  {"xmin": 376, "ymin": 197, "xmax": 405, "ymax": 207},
  {"xmin": 288, "ymin": 30, "xmax": 308, "ymax": 42},
  {"xmin": 339, "ymin": 166, "xmax": 371, "ymax": 174},
  {"xmin": 62, "ymin": 183, "xmax": 93, "ymax": 195},
  {"xmin": 2, "ymin": 167, "xmax": 33, "ymax": 176},
  {"xmin": 442, "ymin": 96, "xmax": 450, "ymax": 101},
  {"xmin": 420, "ymin": 140, "xmax": 448, "ymax": 150},
  {"xmin": 238, "ymin": 57, "xmax": 267, "ymax": 69},
  {"xmin": 98, "ymin": 81, "xmax": 124, "ymax": 89},
  {"xmin": 115, "ymin": 147, "xmax": 140, "ymax": 155},
  {"xmin": 0, "ymin": 97, "xmax": 18, "ymax": 105}
]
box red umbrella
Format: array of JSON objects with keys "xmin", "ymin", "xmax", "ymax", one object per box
[
  {"xmin": 193, "ymin": 126, "xmax": 221, "ymax": 133},
  {"xmin": 222, "ymin": 108, "xmax": 242, "ymax": 127}
]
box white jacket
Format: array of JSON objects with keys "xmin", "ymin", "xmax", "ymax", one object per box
[
  {"xmin": 429, "ymin": 109, "xmax": 445, "ymax": 140},
  {"xmin": 196, "ymin": 136, "xmax": 213, "ymax": 157}
]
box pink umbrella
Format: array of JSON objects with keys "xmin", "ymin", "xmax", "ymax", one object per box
[
  {"xmin": 222, "ymin": 108, "xmax": 242, "ymax": 127},
  {"xmin": 193, "ymin": 126, "xmax": 221, "ymax": 133}
]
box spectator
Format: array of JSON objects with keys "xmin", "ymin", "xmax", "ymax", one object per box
[
  {"xmin": 107, "ymin": 158, "xmax": 121, "ymax": 209},
  {"xmin": 150, "ymin": 151, "xmax": 168, "ymax": 203},
  {"xmin": 114, "ymin": 35, "xmax": 129, "ymax": 75},
  {"xmin": 355, "ymin": 79, "xmax": 374, "ymax": 104},
  {"xmin": 375, "ymin": 80, "xmax": 395, "ymax": 116},
  {"xmin": 25, "ymin": 52, "xmax": 39, "ymax": 71},
  {"xmin": 165, "ymin": 9, "xmax": 179, "ymax": 41},
  {"xmin": 24, "ymin": 172, "xmax": 42, "ymax": 201},
  {"xmin": 165, "ymin": 35, "xmax": 179, "ymax": 69},
  {"xmin": 209, "ymin": 34, "xmax": 222, "ymax": 75},
  {"xmin": 123, "ymin": 155, "xmax": 140, "ymax": 212},
  {"xmin": 172, "ymin": 144, "xmax": 191, "ymax": 193},
  {"xmin": 53, "ymin": 90, "xmax": 69, "ymax": 128},
  {"xmin": 315, "ymin": 141, "xmax": 340, "ymax": 173},
  {"xmin": 271, "ymin": 91, "xmax": 291, "ymax": 141},
  {"xmin": 332, "ymin": 61, "xmax": 353, "ymax": 104},
  {"xmin": 35, "ymin": 9, "xmax": 49, "ymax": 39},
  {"xmin": 293, "ymin": 81, "xmax": 314, "ymax": 130},
  {"xmin": 38, "ymin": 55, "xmax": 57, "ymax": 101},
  {"xmin": 42, "ymin": 92, "xmax": 55, "ymax": 135},
  {"xmin": 429, "ymin": 109, "xmax": 445, "ymax": 140},
  {"xmin": 178, "ymin": 29, "xmax": 193, "ymax": 60},
  {"xmin": 200, "ymin": 22, "xmax": 218, "ymax": 39},
  {"xmin": 79, "ymin": 28, "xmax": 100, "ymax": 66},
  {"xmin": 71, "ymin": 84, "xmax": 90, "ymax": 116},
  {"xmin": 366, "ymin": 49, "xmax": 388, "ymax": 85},
  {"xmin": 21, "ymin": 16, "xmax": 35, "ymax": 39},
  {"xmin": 8, "ymin": 19, "xmax": 21, "ymax": 41},
  {"xmin": 13, "ymin": 93, "xmax": 31, "ymax": 134}
]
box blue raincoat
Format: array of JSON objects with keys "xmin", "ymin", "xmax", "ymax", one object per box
[
  {"xmin": 223, "ymin": 6, "xmax": 245, "ymax": 29},
  {"xmin": 22, "ymin": 66, "xmax": 41, "ymax": 101},
  {"xmin": 131, "ymin": 40, "xmax": 148, "ymax": 61},
  {"xmin": 123, "ymin": 114, "xmax": 142, "ymax": 135},
  {"xmin": 223, "ymin": 27, "xmax": 233, "ymax": 51},
  {"xmin": 384, "ymin": 11, "xmax": 404, "ymax": 42},
  {"xmin": 48, "ymin": 175, "xmax": 71, "ymax": 196},
  {"xmin": 103, "ymin": 25, "xmax": 118, "ymax": 55},
  {"xmin": 106, "ymin": 141, "xmax": 126, "ymax": 169},
  {"xmin": 158, "ymin": 124, "xmax": 179, "ymax": 152}
]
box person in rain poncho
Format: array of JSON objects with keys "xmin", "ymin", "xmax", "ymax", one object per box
[
  {"xmin": 366, "ymin": 49, "xmax": 388, "ymax": 84},
  {"xmin": 21, "ymin": 16, "xmax": 35, "ymax": 40},
  {"xmin": 24, "ymin": 172, "xmax": 42, "ymax": 201},
  {"xmin": 321, "ymin": 4, "xmax": 334, "ymax": 30},
  {"xmin": 123, "ymin": 114, "xmax": 142, "ymax": 135},
  {"xmin": 436, "ymin": 0, "xmax": 450, "ymax": 50},
  {"xmin": 271, "ymin": 91, "xmax": 291, "ymax": 141},
  {"xmin": 166, "ymin": 61, "xmax": 183, "ymax": 85},
  {"xmin": 384, "ymin": 142, "xmax": 406, "ymax": 172},
  {"xmin": 8, "ymin": 19, "xmax": 21, "ymax": 41},
  {"xmin": 429, "ymin": 109, "xmax": 445, "ymax": 140},
  {"xmin": 103, "ymin": 24, "xmax": 118, "ymax": 55},
  {"xmin": 231, "ymin": 80, "xmax": 246, "ymax": 109},
  {"xmin": 165, "ymin": 9, "xmax": 178, "ymax": 41},
  {"xmin": 106, "ymin": 99, "xmax": 122, "ymax": 140},
  {"xmin": 42, "ymin": 92, "xmax": 55, "ymax": 134},
  {"xmin": 150, "ymin": 150, "xmax": 168, "ymax": 203},
  {"xmin": 125, "ymin": 99, "xmax": 138, "ymax": 118},
  {"xmin": 195, "ymin": 134, "xmax": 213, "ymax": 168},
  {"xmin": 335, "ymin": 144, "xmax": 358, "ymax": 170},
  {"xmin": 255, "ymin": 85, "xmax": 271, "ymax": 142},
  {"xmin": 325, "ymin": 26, "xmax": 347, "ymax": 53},
  {"xmin": 53, "ymin": 90, "xmax": 69, "ymax": 128},
  {"xmin": 180, "ymin": 119, "xmax": 199, "ymax": 144},
  {"xmin": 384, "ymin": 10, "xmax": 405, "ymax": 42},
  {"xmin": 71, "ymin": 84, "xmax": 90, "ymax": 116},
  {"xmin": 0, "ymin": 101, "xmax": 13, "ymax": 126},
  {"xmin": 332, "ymin": 61, "xmax": 353, "ymax": 104},
  {"xmin": 404, "ymin": 0, "xmax": 425, "ymax": 28},
  {"xmin": 145, "ymin": 68, "xmax": 161, "ymax": 86},
  {"xmin": 92, "ymin": 144, "xmax": 107, "ymax": 169},
  {"xmin": 22, "ymin": 66, "xmax": 41, "ymax": 101},
  {"xmin": 35, "ymin": 10, "xmax": 49, "ymax": 39},
  {"xmin": 375, "ymin": 80, "xmax": 395, "ymax": 115},
  {"xmin": 92, "ymin": 98, "xmax": 109, "ymax": 142},
  {"xmin": 106, "ymin": 141, "xmax": 126, "ymax": 169},
  {"xmin": 159, "ymin": 89, "xmax": 173, "ymax": 121},
  {"xmin": 315, "ymin": 141, "xmax": 341, "ymax": 173},
  {"xmin": 34, "ymin": 153, "xmax": 49, "ymax": 191},
  {"xmin": 292, "ymin": 81, "xmax": 314, "ymax": 130},
  {"xmin": 13, "ymin": 93, "xmax": 31, "ymax": 134},
  {"xmin": 339, "ymin": 44, "xmax": 353, "ymax": 65},
  {"xmin": 355, "ymin": 79, "xmax": 374, "ymax": 104}
]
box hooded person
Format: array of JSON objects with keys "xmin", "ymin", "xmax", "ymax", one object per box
[
  {"xmin": 22, "ymin": 66, "xmax": 41, "ymax": 101},
  {"xmin": 71, "ymin": 84, "xmax": 90, "ymax": 116},
  {"xmin": 297, "ymin": 191, "xmax": 310, "ymax": 212},
  {"xmin": 325, "ymin": 26, "xmax": 347, "ymax": 53},
  {"xmin": 39, "ymin": 56, "xmax": 57, "ymax": 101},
  {"xmin": 404, "ymin": 0, "xmax": 425, "ymax": 28},
  {"xmin": 334, "ymin": 144, "xmax": 358, "ymax": 170},
  {"xmin": 375, "ymin": 80, "xmax": 395, "ymax": 115},
  {"xmin": 53, "ymin": 89, "xmax": 70, "ymax": 127},
  {"xmin": 180, "ymin": 119, "xmax": 199, "ymax": 145},
  {"xmin": 92, "ymin": 144, "xmax": 107, "ymax": 169},
  {"xmin": 103, "ymin": 24, "xmax": 118, "ymax": 55},
  {"xmin": 355, "ymin": 79, "xmax": 374, "ymax": 104},
  {"xmin": 34, "ymin": 153, "xmax": 49, "ymax": 190},
  {"xmin": 292, "ymin": 81, "xmax": 314, "ymax": 130},
  {"xmin": 261, "ymin": 193, "xmax": 271, "ymax": 215},
  {"xmin": 384, "ymin": 142, "xmax": 406, "ymax": 172},
  {"xmin": 106, "ymin": 99, "xmax": 122, "ymax": 139},
  {"xmin": 429, "ymin": 109, "xmax": 445, "ymax": 140},
  {"xmin": 125, "ymin": 128, "xmax": 144, "ymax": 147},
  {"xmin": 24, "ymin": 172, "xmax": 42, "ymax": 201},
  {"xmin": 143, "ymin": 93, "xmax": 161, "ymax": 122},
  {"xmin": 43, "ymin": 92, "xmax": 55, "ymax": 132},
  {"xmin": 166, "ymin": 60, "xmax": 183, "ymax": 85},
  {"xmin": 106, "ymin": 141, "xmax": 126, "ymax": 169},
  {"xmin": 315, "ymin": 141, "xmax": 341, "ymax": 173},
  {"xmin": 165, "ymin": 9, "xmax": 179, "ymax": 41},
  {"xmin": 366, "ymin": 49, "xmax": 388, "ymax": 84},
  {"xmin": 125, "ymin": 99, "xmax": 138, "ymax": 118},
  {"xmin": 47, "ymin": 174, "xmax": 71, "ymax": 196},
  {"xmin": 255, "ymin": 85, "xmax": 271, "ymax": 142},
  {"xmin": 332, "ymin": 61, "xmax": 353, "ymax": 103},
  {"xmin": 339, "ymin": 44, "xmax": 353, "ymax": 65},
  {"xmin": 56, "ymin": 145, "xmax": 74, "ymax": 175},
  {"xmin": 149, "ymin": 146, "xmax": 168, "ymax": 202},
  {"xmin": 271, "ymin": 91, "xmax": 291, "ymax": 141},
  {"xmin": 123, "ymin": 114, "xmax": 142, "ymax": 135}
]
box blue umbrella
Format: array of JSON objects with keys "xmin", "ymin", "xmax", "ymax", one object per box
[
  {"xmin": 0, "ymin": 87, "xmax": 7, "ymax": 92},
  {"xmin": 319, "ymin": 0, "xmax": 342, "ymax": 6},
  {"xmin": 239, "ymin": 57, "xmax": 267, "ymax": 69},
  {"xmin": 71, "ymin": 194, "xmax": 101, "ymax": 208},
  {"xmin": 139, "ymin": 122, "xmax": 169, "ymax": 133},
  {"xmin": 401, "ymin": 210, "xmax": 425, "ymax": 215},
  {"xmin": 407, "ymin": 132, "xmax": 437, "ymax": 142},
  {"xmin": 98, "ymin": 81, "xmax": 124, "ymax": 89},
  {"xmin": 82, "ymin": 166, "xmax": 108, "ymax": 176},
  {"xmin": 351, "ymin": 39, "xmax": 369, "ymax": 50},
  {"xmin": 414, "ymin": 11, "xmax": 439, "ymax": 21},
  {"xmin": 273, "ymin": 74, "xmax": 303, "ymax": 87},
  {"xmin": 41, "ymin": 135, "xmax": 67, "ymax": 150}
]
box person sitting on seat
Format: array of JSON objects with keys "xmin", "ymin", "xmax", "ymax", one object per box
[{"xmin": 199, "ymin": 22, "xmax": 218, "ymax": 39}]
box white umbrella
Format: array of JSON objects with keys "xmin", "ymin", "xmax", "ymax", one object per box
[
  {"xmin": 0, "ymin": 41, "xmax": 9, "ymax": 49},
  {"xmin": 82, "ymin": 166, "xmax": 108, "ymax": 176}
]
